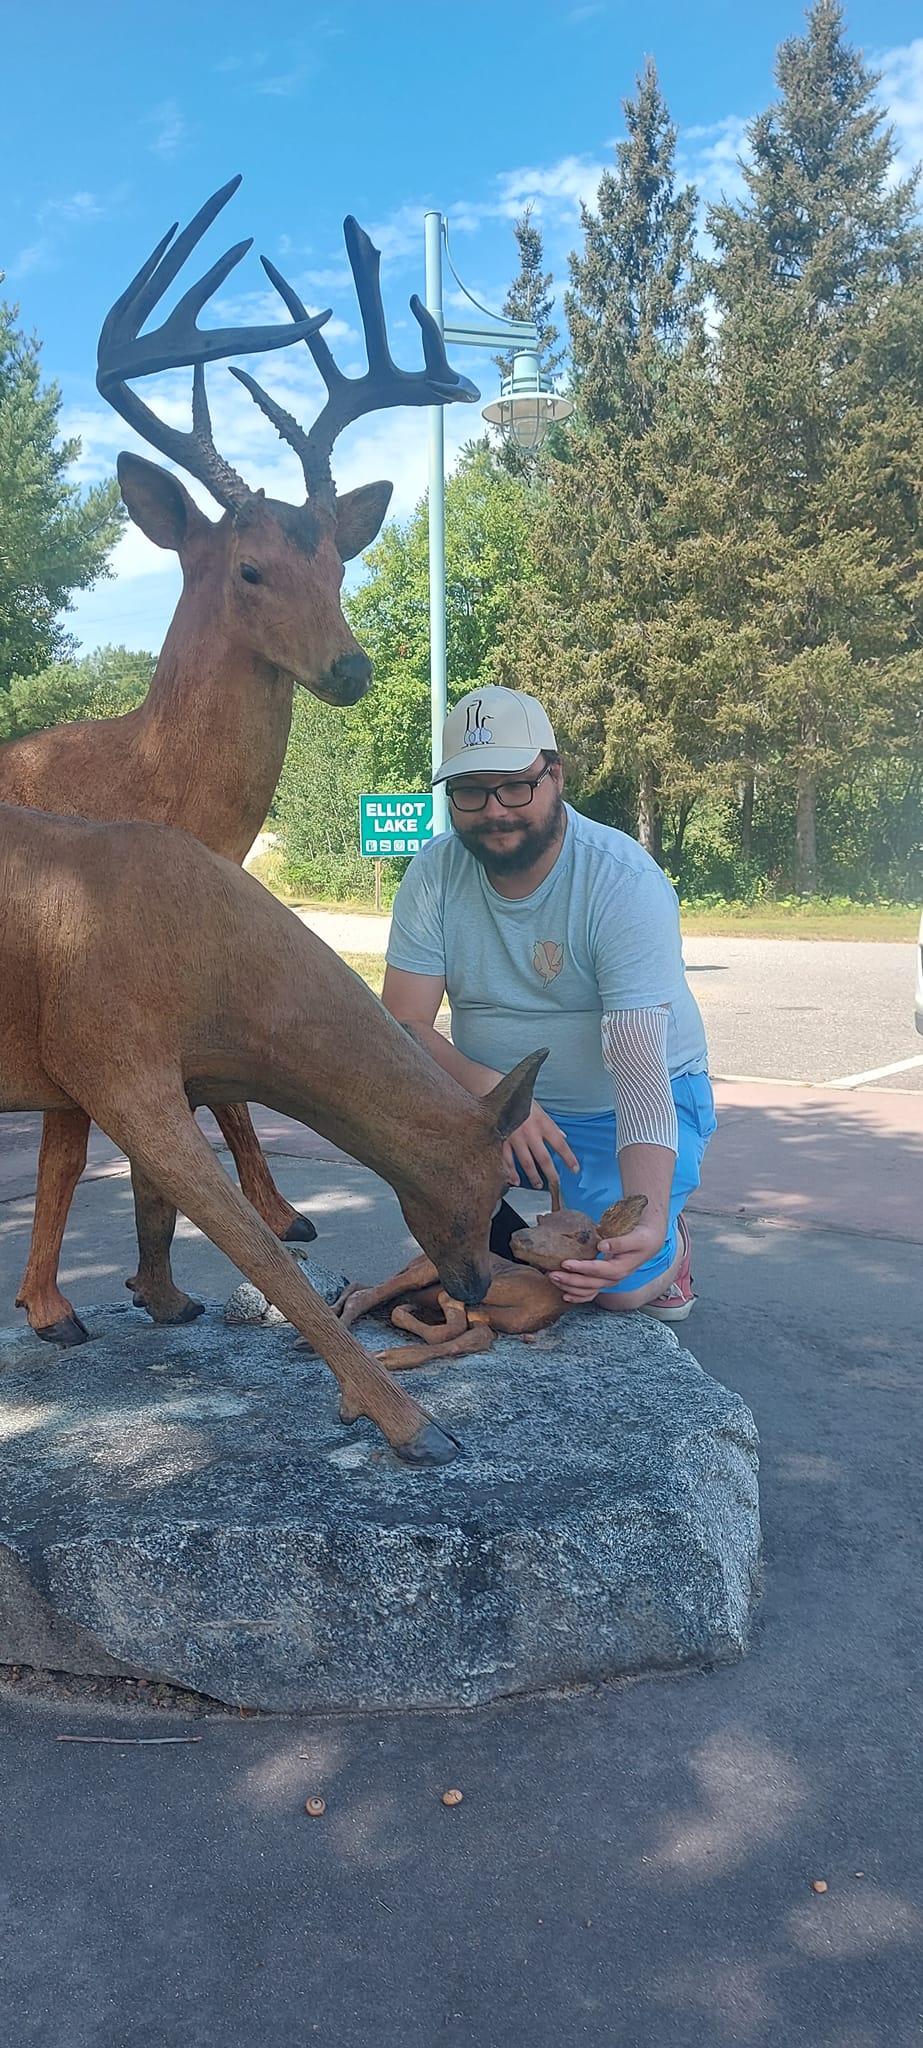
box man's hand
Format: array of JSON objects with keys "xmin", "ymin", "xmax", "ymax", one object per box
[
  {"xmin": 548, "ymin": 1221, "xmax": 666, "ymax": 1304},
  {"xmin": 503, "ymin": 1104, "xmax": 580, "ymax": 1190}
]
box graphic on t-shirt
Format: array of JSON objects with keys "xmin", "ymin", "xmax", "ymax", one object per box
[{"xmin": 532, "ymin": 939, "xmax": 564, "ymax": 984}]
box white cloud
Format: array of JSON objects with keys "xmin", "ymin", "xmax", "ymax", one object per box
[
  {"xmin": 41, "ymin": 189, "xmax": 108, "ymax": 226},
  {"xmin": 495, "ymin": 154, "xmax": 605, "ymax": 219},
  {"xmin": 876, "ymin": 38, "xmax": 923, "ymax": 187},
  {"xmin": 363, "ymin": 152, "xmax": 605, "ymax": 276},
  {"xmin": 8, "ymin": 238, "xmax": 52, "ymax": 278},
  {"xmin": 255, "ymin": 67, "xmax": 314, "ymax": 97},
  {"xmin": 146, "ymin": 100, "xmax": 188, "ymax": 160},
  {"xmin": 295, "ymin": 264, "xmax": 353, "ymax": 293},
  {"xmin": 679, "ymin": 116, "xmax": 751, "ymax": 210},
  {"xmin": 8, "ymin": 186, "xmax": 121, "ymax": 278}
]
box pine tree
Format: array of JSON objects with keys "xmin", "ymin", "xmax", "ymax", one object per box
[{"xmin": 703, "ymin": 0, "xmax": 923, "ymax": 893}]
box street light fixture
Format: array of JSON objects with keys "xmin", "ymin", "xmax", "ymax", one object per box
[
  {"xmin": 424, "ymin": 212, "xmax": 573, "ymax": 833},
  {"xmin": 482, "ymin": 349, "xmax": 574, "ymax": 454}
]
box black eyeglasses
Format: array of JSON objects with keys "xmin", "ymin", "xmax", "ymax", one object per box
[{"xmin": 446, "ymin": 763, "xmax": 554, "ymax": 814}]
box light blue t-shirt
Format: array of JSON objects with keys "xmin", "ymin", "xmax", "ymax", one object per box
[{"xmin": 387, "ymin": 805, "xmax": 709, "ymax": 1117}]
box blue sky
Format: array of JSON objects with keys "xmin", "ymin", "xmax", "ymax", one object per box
[{"xmin": 3, "ymin": 0, "xmax": 922, "ymax": 657}]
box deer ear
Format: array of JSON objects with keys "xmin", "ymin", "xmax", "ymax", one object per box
[
  {"xmin": 334, "ymin": 481, "xmax": 393, "ymax": 561},
  {"xmin": 482, "ymin": 1050, "xmax": 549, "ymax": 1143},
  {"xmin": 117, "ymin": 453, "xmax": 212, "ymax": 552}
]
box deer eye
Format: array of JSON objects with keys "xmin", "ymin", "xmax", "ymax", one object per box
[{"xmin": 240, "ymin": 562, "xmax": 262, "ymax": 585}]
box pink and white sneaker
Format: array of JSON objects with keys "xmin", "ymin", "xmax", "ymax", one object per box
[{"xmin": 641, "ymin": 1214, "xmax": 696, "ymax": 1323}]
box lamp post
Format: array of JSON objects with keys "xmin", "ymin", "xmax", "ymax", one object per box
[{"xmin": 424, "ymin": 211, "xmax": 572, "ymax": 834}]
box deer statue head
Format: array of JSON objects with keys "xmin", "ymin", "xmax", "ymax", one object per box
[{"xmin": 96, "ymin": 176, "xmax": 479, "ymax": 706}]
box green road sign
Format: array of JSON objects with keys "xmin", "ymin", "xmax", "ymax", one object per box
[{"xmin": 359, "ymin": 793, "xmax": 435, "ymax": 858}]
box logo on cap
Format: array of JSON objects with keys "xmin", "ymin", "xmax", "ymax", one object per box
[{"xmin": 463, "ymin": 699, "xmax": 493, "ymax": 749}]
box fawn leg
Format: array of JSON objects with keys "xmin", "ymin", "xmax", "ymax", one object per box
[
  {"xmin": 391, "ymin": 1293, "xmax": 469, "ymax": 1343},
  {"xmin": 333, "ymin": 1255, "xmax": 440, "ymax": 1331},
  {"xmin": 97, "ymin": 1091, "xmax": 460, "ymax": 1466},
  {"xmin": 126, "ymin": 1165, "xmax": 205, "ymax": 1324},
  {"xmin": 16, "ymin": 1108, "xmax": 91, "ymax": 1345},
  {"xmin": 377, "ymin": 1325, "xmax": 495, "ymax": 1371},
  {"xmin": 211, "ymin": 1102, "xmax": 317, "ymax": 1243}
]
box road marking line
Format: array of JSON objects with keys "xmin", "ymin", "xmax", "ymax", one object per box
[
  {"xmin": 712, "ymin": 1064, "xmax": 923, "ymax": 1090},
  {"xmin": 824, "ymin": 1054, "xmax": 923, "ymax": 1089},
  {"xmin": 713, "ymin": 1074, "xmax": 814, "ymax": 1087}
]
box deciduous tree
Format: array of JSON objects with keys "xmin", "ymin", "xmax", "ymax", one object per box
[{"xmin": 0, "ymin": 296, "xmax": 122, "ymax": 693}]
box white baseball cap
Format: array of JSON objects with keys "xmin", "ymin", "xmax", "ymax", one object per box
[{"xmin": 433, "ymin": 687, "xmax": 558, "ymax": 785}]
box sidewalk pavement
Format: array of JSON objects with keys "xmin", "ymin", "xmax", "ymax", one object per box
[{"xmin": 2, "ymin": 1077, "xmax": 919, "ymax": 1246}]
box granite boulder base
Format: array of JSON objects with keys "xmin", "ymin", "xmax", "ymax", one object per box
[{"xmin": 0, "ymin": 1281, "xmax": 761, "ymax": 1711}]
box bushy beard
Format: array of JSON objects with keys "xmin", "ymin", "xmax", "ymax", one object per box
[{"xmin": 453, "ymin": 791, "xmax": 565, "ymax": 879}]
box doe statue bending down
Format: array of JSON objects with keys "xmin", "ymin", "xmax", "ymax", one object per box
[
  {"xmin": 0, "ymin": 804, "xmax": 543, "ymax": 1466},
  {"xmin": 0, "ymin": 175, "xmax": 478, "ymax": 1345}
]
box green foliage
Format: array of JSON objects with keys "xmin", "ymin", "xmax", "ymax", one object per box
[
  {"xmin": 267, "ymin": 10, "xmax": 921, "ymax": 906},
  {"xmin": 271, "ymin": 445, "xmax": 539, "ymax": 897},
  {"xmin": 494, "ymin": 205, "xmax": 564, "ymax": 385},
  {"xmin": 493, "ymin": 207, "xmax": 566, "ymax": 479},
  {"xmin": 2, "ymin": 644, "xmax": 154, "ymax": 739},
  {"xmin": 699, "ymin": 0, "xmax": 923, "ymax": 891},
  {"xmin": 0, "ymin": 296, "xmax": 123, "ymax": 693},
  {"xmin": 273, "ymin": 691, "xmax": 377, "ymax": 901},
  {"xmin": 565, "ymin": 55, "xmax": 698, "ymax": 433},
  {"xmin": 498, "ymin": 57, "xmax": 709, "ymax": 860}
]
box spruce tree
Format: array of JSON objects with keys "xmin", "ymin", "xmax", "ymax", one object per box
[
  {"xmin": 497, "ymin": 58, "xmax": 707, "ymax": 862},
  {"xmin": 494, "ymin": 205, "xmax": 563, "ymax": 385},
  {"xmin": 566, "ymin": 56, "xmax": 697, "ymax": 437},
  {"xmin": 491, "ymin": 207, "xmax": 564, "ymax": 480},
  {"xmin": 703, "ymin": 0, "xmax": 923, "ymax": 893}
]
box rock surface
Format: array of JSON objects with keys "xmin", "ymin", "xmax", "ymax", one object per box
[
  {"xmin": 224, "ymin": 1254, "xmax": 348, "ymax": 1327},
  {"xmin": 0, "ymin": 1283, "xmax": 760, "ymax": 1711}
]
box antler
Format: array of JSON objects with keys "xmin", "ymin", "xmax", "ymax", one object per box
[
  {"xmin": 230, "ymin": 215, "xmax": 480, "ymax": 499},
  {"xmin": 96, "ymin": 176, "xmax": 331, "ymax": 512}
]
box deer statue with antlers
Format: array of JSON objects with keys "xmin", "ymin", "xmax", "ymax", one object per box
[
  {"xmin": 0, "ymin": 177, "xmax": 478, "ymax": 1346},
  {"xmin": 0, "ymin": 802, "xmax": 544, "ymax": 1465}
]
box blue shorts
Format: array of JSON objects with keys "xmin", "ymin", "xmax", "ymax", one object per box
[{"xmin": 545, "ymin": 1073, "xmax": 717, "ymax": 1296}]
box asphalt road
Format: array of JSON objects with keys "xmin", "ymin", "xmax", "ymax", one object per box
[{"xmin": 681, "ymin": 936, "xmax": 921, "ymax": 1090}]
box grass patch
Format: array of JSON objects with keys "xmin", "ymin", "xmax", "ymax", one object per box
[
  {"xmin": 339, "ymin": 954, "xmax": 451, "ymax": 1014},
  {"xmin": 678, "ymin": 901, "xmax": 917, "ymax": 941},
  {"xmin": 335, "ymin": 899, "xmax": 918, "ymax": 943},
  {"xmin": 340, "ymin": 951, "xmax": 387, "ymax": 996},
  {"xmin": 255, "ymin": 854, "xmax": 918, "ymax": 945}
]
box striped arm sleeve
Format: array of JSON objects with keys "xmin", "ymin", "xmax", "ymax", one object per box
[{"xmin": 600, "ymin": 1008, "xmax": 679, "ymax": 1155}]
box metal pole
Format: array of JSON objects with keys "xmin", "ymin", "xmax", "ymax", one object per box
[{"xmin": 424, "ymin": 210, "xmax": 448, "ymax": 839}]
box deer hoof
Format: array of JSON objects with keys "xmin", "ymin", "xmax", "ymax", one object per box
[
  {"xmin": 283, "ymin": 1215, "xmax": 318, "ymax": 1244},
  {"xmin": 35, "ymin": 1313, "xmax": 89, "ymax": 1347},
  {"xmin": 132, "ymin": 1292, "xmax": 205, "ymax": 1324},
  {"xmin": 165, "ymin": 1297, "xmax": 206, "ymax": 1325},
  {"xmin": 394, "ymin": 1420, "xmax": 464, "ymax": 1467}
]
